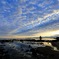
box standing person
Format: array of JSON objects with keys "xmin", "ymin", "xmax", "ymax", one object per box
[{"xmin": 40, "ymin": 36, "xmax": 42, "ymax": 40}]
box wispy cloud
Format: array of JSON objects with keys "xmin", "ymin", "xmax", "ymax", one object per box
[
  {"xmin": 0, "ymin": 0, "xmax": 59, "ymax": 36},
  {"xmin": 8, "ymin": 10, "xmax": 59, "ymax": 35}
]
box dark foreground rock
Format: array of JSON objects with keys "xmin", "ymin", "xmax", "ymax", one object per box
[{"xmin": 0, "ymin": 42, "xmax": 59, "ymax": 59}]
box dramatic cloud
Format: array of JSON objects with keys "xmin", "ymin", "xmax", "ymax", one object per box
[{"xmin": 0, "ymin": 0, "xmax": 59, "ymax": 36}]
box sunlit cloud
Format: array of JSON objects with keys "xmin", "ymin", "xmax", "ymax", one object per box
[
  {"xmin": 0, "ymin": 0, "xmax": 59, "ymax": 37},
  {"xmin": 8, "ymin": 10, "xmax": 59, "ymax": 35}
]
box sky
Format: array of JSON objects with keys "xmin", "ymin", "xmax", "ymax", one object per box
[{"xmin": 0, "ymin": 0, "xmax": 59, "ymax": 38}]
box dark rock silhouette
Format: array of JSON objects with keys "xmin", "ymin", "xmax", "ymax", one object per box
[{"xmin": 0, "ymin": 37, "xmax": 59, "ymax": 59}]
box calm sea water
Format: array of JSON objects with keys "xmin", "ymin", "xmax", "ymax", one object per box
[{"xmin": 42, "ymin": 38, "xmax": 55, "ymax": 40}]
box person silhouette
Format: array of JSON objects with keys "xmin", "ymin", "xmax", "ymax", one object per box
[{"xmin": 40, "ymin": 36, "xmax": 42, "ymax": 40}]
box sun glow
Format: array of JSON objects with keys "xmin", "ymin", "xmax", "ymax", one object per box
[{"xmin": 33, "ymin": 30, "xmax": 59, "ymax": 37}]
